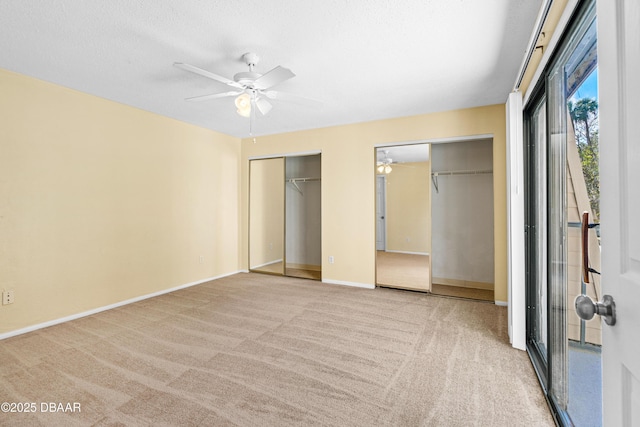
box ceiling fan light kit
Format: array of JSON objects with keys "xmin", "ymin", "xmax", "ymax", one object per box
[
  {"xmin": 235, "ymin": 93, "xmax": 251, "ymax": 117},
  {"xmin": 376, "ymin": 164, "xmax": 392, "ymax": 174}
]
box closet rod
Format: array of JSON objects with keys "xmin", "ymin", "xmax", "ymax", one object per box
[
  {"xmin": 286, "ymin": 177, "xmax": 320, "ymax": 195},
  {"xmin": 431, "ymin": 169, "xmax": 493, "ymax": 176},
  {"xmin": 431, "ymin": 169, "xmax": 492, "ymax": 194},
  {"xmin": 286, "ymin": 177, "xmax": 320, "ymax": 182}
]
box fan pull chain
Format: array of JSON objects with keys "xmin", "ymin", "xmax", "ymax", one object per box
[
  {"xmin": 250, "ymin": 94, "xmax": 257, "ymax": 143},
  {"xmin": 250, "ymin": 100, "xmax": 254, "ymax": 141}
]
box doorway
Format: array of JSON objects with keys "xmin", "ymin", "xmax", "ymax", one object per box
[{"xmin": 524, "ymin": 2, "xmax": 602, "ymax": 424}]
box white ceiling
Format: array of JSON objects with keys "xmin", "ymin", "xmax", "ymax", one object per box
[{"xmin": 0, "ymin": 0, "xmax": 542, "ymax": 138}]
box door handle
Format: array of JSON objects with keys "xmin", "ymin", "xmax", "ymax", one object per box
[
  {"xmin": 582, "ymin": 212, "xmax": 590, "ymax": 284},
  {"xmin": 575, "ymin": 294, "xmax": 616, "ymax": 326},
  {"xmin": 576, "ymin": 211, "xmax": 615, "ymax": 325}
]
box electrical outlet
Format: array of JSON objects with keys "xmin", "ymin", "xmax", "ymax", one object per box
[
  {"xmin": 2, "ymin": 289, "xmax": 14, "ymax": 305},
  {"xmin": 329, "ymin": 256, "xmax": 334, "ymax": 264}
]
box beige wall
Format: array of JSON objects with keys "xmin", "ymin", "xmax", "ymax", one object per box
[
  {"xmin": 383, "ymin": 161, "xmax": 431, "ymax": 254},
  {"xmin": 240, "ymin": 104, "xmax": 508, "ymax": 301},
  {"xmin": 0, "ymin": 69, "xmax": 241, "ymax": 334}
]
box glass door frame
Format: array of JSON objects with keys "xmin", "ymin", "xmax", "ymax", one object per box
[{"xmin": 524, "ymin": 84, "xmax": 550, "ymax": 388}]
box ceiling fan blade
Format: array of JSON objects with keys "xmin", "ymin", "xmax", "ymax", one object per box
[
  {"xmin": 174, "ymin": 62, "xmax": 243, "ymax": 89},
  {"xmin": 255, "ymin": 97, "xmax": 273, "ymax": 115},
  {"xmin": 253, "ymin": 66, "xmax": 295, "ymax": 90},
  {"xmin": 185, "ymin": 90, "xmax": 243, "ymax": 102},
  {"xmin": 264, "ymin": 90, "xmax": 323, "ymax": 107}
]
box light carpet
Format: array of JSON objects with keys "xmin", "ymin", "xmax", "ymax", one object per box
[{"xmin": 0, "ymin": 273, "xmax": 553, "ymax": 426}]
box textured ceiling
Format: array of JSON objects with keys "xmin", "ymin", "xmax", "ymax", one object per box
[{"xmin": 0, "ymin": 0, "xmax": 542, "ymax": 138}]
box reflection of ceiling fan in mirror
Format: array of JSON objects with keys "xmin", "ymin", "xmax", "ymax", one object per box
[
  {"xmin": 377, "ymin": 150, "xmax": 395, "ymax": 174},
  {"xmin": 377, "ymin": 149, "xmax": 420, "ymax": 174},
  {"xmin": 174, "ymin": 52, "xmax": 312, "ymax": 119}
]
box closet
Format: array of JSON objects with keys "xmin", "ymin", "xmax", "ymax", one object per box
[
  {"xmin": 249, "ymin": 154, "xmax": 321, "ymax": 280},
  {"xmin": 374, "ymin": 140, "xmax": 494, "ymax": 301}
]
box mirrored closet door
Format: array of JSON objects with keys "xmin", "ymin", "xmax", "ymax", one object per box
[
  {"xmin": 249, "ymin": 157, "xmax": 285, "ymax": 275},
  {"xmin": 375, "ymin": 144, "xmax": 431, "ymax": 292}
]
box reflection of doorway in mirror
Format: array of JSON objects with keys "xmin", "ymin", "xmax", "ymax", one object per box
[{"xmin": 376, "ymin": 175, "xmax": 386, "ymax": 251}]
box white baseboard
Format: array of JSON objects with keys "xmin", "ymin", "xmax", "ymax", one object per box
[
  {"xmin": 0, "ymin": 270, "xmax": 242, "ymax": 341},
  {"xmin": 322, "ymin": 279, "xmax": 375, "ymax": 289},
  {"xmin": 495, "ymin": 300, "xmax": 508, "ymax": 306},
  {"xmin": 384, "ymin": 250, "xmax": 429, "ymax": 256}
]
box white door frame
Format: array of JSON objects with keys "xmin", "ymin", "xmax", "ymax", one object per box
[
  {"xmin": 598, "ymin": 1, "xmax": 640, "ymax": 425},
  {"xmin": 506, "ymin": 91, "xmax": 526, "ymax": 350}
]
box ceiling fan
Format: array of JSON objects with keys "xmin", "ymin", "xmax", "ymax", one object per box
[{"xmin": 174, "ymin": 52, "xmax": 297, "ymax": 118}]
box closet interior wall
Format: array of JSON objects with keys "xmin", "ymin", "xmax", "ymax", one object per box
[
  {"xmin": 431, "ymin": 139, "xmax": 495, "ymax": 292},
  {"xmin": 285, "ymin": 154, "xmax": 322, "ymax": 280}
]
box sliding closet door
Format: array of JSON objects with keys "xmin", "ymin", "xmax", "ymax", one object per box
[
  {"xmin": 249, "ymin": 158, "xmax": 285, "ymax": 275},
  {"xmin": 285, "ymin": 155, "xmax": 321, "ymax": 280}
]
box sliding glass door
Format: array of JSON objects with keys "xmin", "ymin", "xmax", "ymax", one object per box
[{"xmin": 525, "ymin": 1, "xmax": 601, "ymax": 425}]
